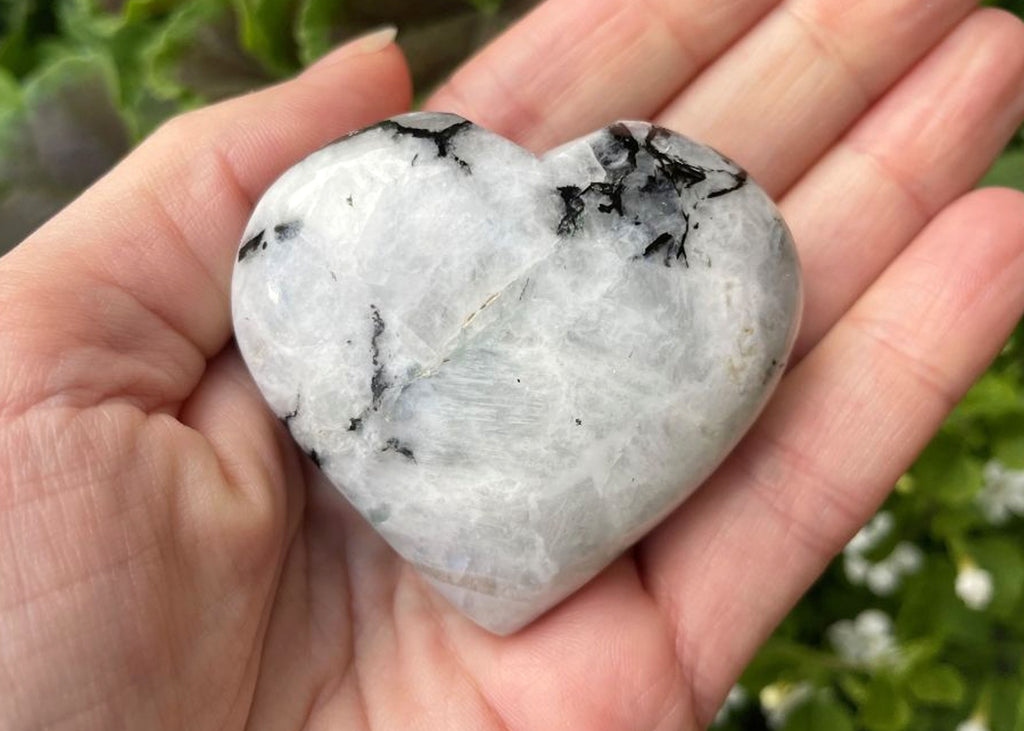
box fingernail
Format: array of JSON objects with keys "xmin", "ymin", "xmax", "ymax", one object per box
[
  {"xmin": 311, "ymin": 26, "xmax": 398, "ymax": 69},
  {"xmin": 345, "ymin": 25, "xmax": 398, "ymax": 56}
]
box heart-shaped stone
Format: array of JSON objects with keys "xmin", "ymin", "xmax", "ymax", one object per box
[{"xmin": 231, "ymin": 112, "xmax": 801, "ymax": 634}]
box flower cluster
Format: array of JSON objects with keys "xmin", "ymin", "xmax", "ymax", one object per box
[
  {"xmin": 827, "ymin": 609, "xmax": 900, "ymax": 668},
  {"xmin": 976, "ymin": 460, "xmax": 1024, "ymax": 525},
  {"xmin": 843, "ymin": 512, "xmax": 923, "ymax": 595}
]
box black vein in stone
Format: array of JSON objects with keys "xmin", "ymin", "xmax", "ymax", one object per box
[
  {"xmin": 556, "ymin": 185, "xmax": 586, "ymax": 236},
  {"xmin": 280, "ymin": 396, "xmax": 322, "ymax": 469},
  {"xmin": 282, "ymin": 395, "xmax": 300, "ymax": 425},
  {"xmin": 642, "ymin": 232, "xmax": 675, "ymax": 265},
  {"xmin": 274, "ymin": 220, "xmax": 302, "ymax": 240},
  {"xmin": 591, "ymin": 181, "xmax": 625, "ymax": 215},
  {"xmin": 678, "ymin": 208, "xmax": 690, "ymax": 267},
  {"xmin": 369, "ymin": 305, "xmax": 388, "ymax": 409},
  {"xmin": 557, "ymin": 123, "xmax": 708, "ymax": 238},
  {"xmin": 239, "ymin": 221, "xmax": 305, "ymax": 262},
  {"xmin": 608, "ymin": 122, "xmax": 640, "ymax": 168},
  {"xmin": 552, "ymin": 123, "xmax": 747, "ymax": 270},
  {"xmin": 382, "ymin": 437, "xmax": 416, "ymax": 461},
  {"xmin": 706, "ymin": 169, "xmax": 748, "ymax": 199},
  {"xmin": 641, "ymin": 126, "xmax": 707, "ymax": 194},
  {"xmin": 366, "ymin": 119, "xmax": 474, "ymax": 172},
  {"xmin": 556, "ymin": 180, "xmax": 628, "ymax": 236},
  {"xmin": 237, "ymin": 229, "xmax": 265, "ymax": 262},
  {"xmin": 639, "ymin": 209, "xmax": 690, "ymax": 268}
]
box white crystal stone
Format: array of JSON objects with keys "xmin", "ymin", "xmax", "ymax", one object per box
[{"xmin": 231, "ymin": 112, "xmax": 802, "ymax": 634}]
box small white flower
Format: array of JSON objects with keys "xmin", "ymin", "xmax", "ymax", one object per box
[
  {"xmin": 827, "ymin": 609, "xmax": 899, "ymax": 667},
  {"xmin": 956, "ymin": 715, "xmax": 991, "ymax": 731},
  {"xmin": 725, "ymin": 685, "xmax": 747, "ymax": 707},
  {"xmin": 977, "ymin": 460, "xmax": 1024, "ymax": 525},
  {"xmin": 856, "ymin": 609, "xmax": 893, "ymax": 638},
  {"xmin": 845, "ymin": 511, "xmax": 894, "ymax": 555},
  {"xmin": 866, "ymin": 561, "xmax": 900, "ymax": 596},
  {"xmin": 955, "ymin": 564, "xmax": 994, "ymax": 611},
  {"xmin": 844, "ymin": 526, "xmax": 924, "ymax": 593},
  {"xmin": 759, "ymin": 682, "xmax": 813, "ymax": 730},
  {"xmin": 828, "ymin": 620, "xmax": 860, "ymax": 657},
  {"xmin": 889, "ymin": 542, "xmax": 924, "ymax": 573},
  {"xmin": 983, "ymin": 460, "xmax": 1006, "ymax": 484},
  {"xmin": 844, "ymin": 553, "xmax": 870, "ymax": 584},
  {"xmin": 713, "ymin": 685, "xmax": 748, "ymax": 726}
]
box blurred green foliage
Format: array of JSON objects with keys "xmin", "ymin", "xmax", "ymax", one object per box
[
  {"xmin": 0, "ymin": 0, "xmax": 1020, "ymax": 251},
  {"xmin": 722, "ymin": 320, "xmax": 1024, "ymax": 731},
  {"xmin": 0, "ymin": 0, "xmax": 536, "ymax": 250},
  {"xmin": 0, "ymin": 2, "xmax": 1022, "ymax": 729}
]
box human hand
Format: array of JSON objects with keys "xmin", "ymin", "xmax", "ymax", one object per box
[{"xmin": 2, "ymin": 1, "xmax": 1023, "ymax": 729}]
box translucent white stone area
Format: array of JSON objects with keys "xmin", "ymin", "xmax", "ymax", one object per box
[{"xmin": 231, "ymin": 112, "xmax": 802, "ymax": 634}]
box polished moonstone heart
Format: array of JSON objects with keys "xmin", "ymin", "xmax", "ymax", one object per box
[{"xmin": 231, "ymin": 112, "xmax": 801, "ymax": 634}]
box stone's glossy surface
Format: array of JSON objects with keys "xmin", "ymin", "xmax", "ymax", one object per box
[{"xmin": 231, "ymin": 112, "xmax": 802, "ymax": 634}]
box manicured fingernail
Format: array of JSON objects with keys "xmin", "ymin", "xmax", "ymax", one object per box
[{"xmin": 311, "ymin": 26, "xmax": 398, "ymax": 69}]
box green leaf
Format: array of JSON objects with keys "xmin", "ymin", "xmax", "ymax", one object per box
[
  {"xmin": 1017, "ymin": 682, "xmax": 1024, "ymax": 731},
  {"xmin": 992, "ymin": 415, "xmax": 1024, "ymax": 468},
  {"xmin": 991, "ymin": 675, "xmax": 1024, "ymax": 731},
  {"xmin": 837, "ymin": 673, "xmax": 870, "ymax": 705},
  {"xmin": 783, "ymin": 694, "xmax": 855, "ymax": 731},
  {"xmin": 741, "ymin": 638, "xmax": 834, "ymax": 691},
  {"xmin": 897, "ymin": 560, "xmax": 960, "ymax": 641},
  {"xmin": 858, "ymin": 675, "xmax": 912, "ymax": 731},
  {"xmin": 0, "ymin": 52, "xmax": 131, "ymax": 255},
  {"xmin": 56, "ymin": 0, "xmax": 126, "ymax": 46},
  {"xmin": 982, "ymin": 150, "xmax": 1024, "ymax": 192},
  {"xmin": 930, "ymin": 508, "xmax": 982, "ymax": 541},
  {"xmin": 908, "ymin": 664, "xmax": 966, "ymax": 706},
  {"xmin": 898, "ymin": 637, "xmax": 943, "ymax": 668},
  {"xmin": 0, "ymin": 67, "xmax": 20, "ymax": 110},
  {"xmin": 142, "ymin": 0, "xmax": 270, "ymax": 104},
  {"xmin": 232, "ymin": 0, "xmax": 301, "ymax": 75},
  {"xmin": 295, "ymin": 0, "xmax": 347, "ymax": 65},
  {"xmin": 122, "ymin": 0, "xmax": 181, "ymax": 24},
  {"xmin": 0, "ymin": 0, "xmax": 35, "ymax": 74},
  {"xmin": 463, "ymin": 0, "xmax": 502, "ymax": 13},
  {"xmin": 53, "ymin": 0, "xmax": 175, "ymax": 134},
  {"xmin": 970, "ymin": 537, "xmax": 1024, "ymax": 618},
  {"xmin": 954, "ymin": 371, "xmax": 1024, "ymax": 420},
  {"xmin": 912, "ymin": 432, "xmax": 983, "ymax": 505}
]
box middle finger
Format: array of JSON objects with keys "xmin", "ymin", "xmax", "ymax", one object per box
[
  {"xmin": 424, "ymin": 0, "xmax": 781, "ymax": 151},
  {"xmin": 656, "ymin": 0, "xmax": 977, "ymax": 197}
]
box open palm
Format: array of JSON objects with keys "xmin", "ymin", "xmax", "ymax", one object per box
[{"xmin": 3, "ymin": 1, "xmax": 1024, "ymax": 729}]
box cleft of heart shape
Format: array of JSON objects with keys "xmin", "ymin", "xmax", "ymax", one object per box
[{"xmin": 231, "ymin": 112, "xmax": 802, "ymax": 634}]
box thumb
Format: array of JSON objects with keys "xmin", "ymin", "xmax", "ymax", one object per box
[{"xmin": 0, "ymin": 28, "xmax": 411, "ymax": 416}]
